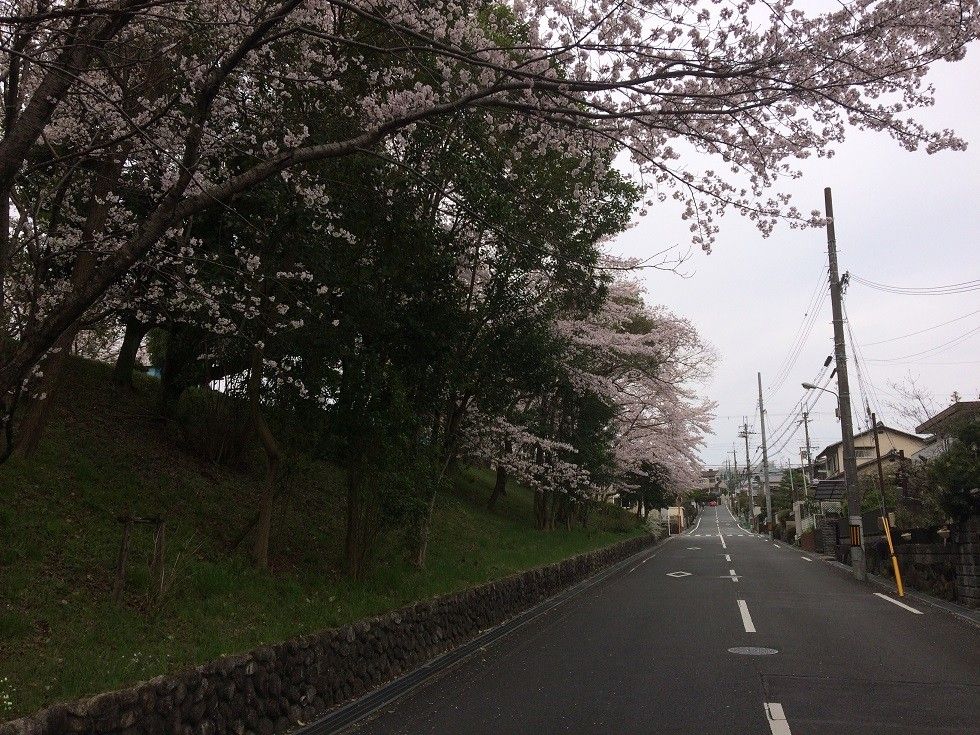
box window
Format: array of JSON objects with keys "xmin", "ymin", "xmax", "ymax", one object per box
[{"xmin": 855, "ymin": 447, "xmax": 874, "ymax": 459}]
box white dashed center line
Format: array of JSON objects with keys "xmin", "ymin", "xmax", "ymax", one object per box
[
  {"xmin": 765, "ymin": 702, "xmax": 792, "ymax": 735},
  {"xmin": 724, "ymin": 554, "xmax": 731, "ymax": 562},
  {"xmin": 737, "ymin": 599, "xmax": 756, "ymax": 633}
]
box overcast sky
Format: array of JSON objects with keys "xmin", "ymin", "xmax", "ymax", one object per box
[{"xmin": 611, "ymin": 51, "xmax": 980, "ymax": 473}]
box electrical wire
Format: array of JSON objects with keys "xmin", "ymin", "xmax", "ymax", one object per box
[
  {"xmin": 865, "ymin": 325, "xmax": 980, "ymax": 363},
  {"xmin": 861, "ymin": 309, "xmax": 980, "ymax": 346},
  {"xmin": 850, "ymin": 274, "xmax": 980, "ymax": 295},
  {"xmin": 843, "ymin": 299, "xmax": 876, "ymax": 430},
  {"xmin": 764, "ymin": 268, "xmax": 829, "ymax": 398}
]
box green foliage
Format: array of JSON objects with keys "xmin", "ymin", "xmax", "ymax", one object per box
[
  {"xmin": 0, "ymin": 359, "xmax": 642, "ymax": 719},
  {"xmin": 773, "ymin": 468, "xmax": 804, "ymax": 515},
  {"xmin": 928, "ymin": 419, "xmax": 980, "ymax": 521}
]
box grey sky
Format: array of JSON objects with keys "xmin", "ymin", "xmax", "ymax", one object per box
[{"xmin": 612, "ymin": 52, "xmax": 980, "ymax": 472}]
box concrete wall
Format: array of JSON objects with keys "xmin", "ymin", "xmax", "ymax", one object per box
[{"xmin": 0, "ymin": 534, "xmax": 655, "ymax": 735}]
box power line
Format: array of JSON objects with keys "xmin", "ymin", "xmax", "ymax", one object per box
[
  {"xmin": 843, "ymin": 299, "xmax": 880, "ymax": 431},
  {"xmin": 866, "ymin": 325, "xmax": 980, "ymax": 362},
  {"xmin": 861, "ymin": 309, "xmax": 980, "ymax": 346},
  {"xmin": 764, "ymin": 268, "xmax": 830, "ymax": 398},
  {"xmin": 850, "ymin": 274, "xmax": 980, "ymax": 295}
]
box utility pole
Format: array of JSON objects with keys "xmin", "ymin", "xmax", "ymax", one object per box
[
  {"xmin": 824, "ymin": 186, "xmax": 865, "ymax": 580},
  {"xmin": 739, "ymin": 420, "xmax": 755, "ymax": 530},
  {"xmin": 732, "ymin": 448, "xmax": 739, "ymax": 515},
  {"xmin": 757, "ymin": 372, "xmax": 774, "ymax": 540},
  {"xmin": 787, "ymin": 458, "xmax": 796, "ymax": 503},
  {"xmin": 798, "ymin": 448, "xmax": 810, "ymax": 498},
  {"xmin": 871, "ymin": 412, "xmax": 887, "ymax": 517},
  {"xmin": 801, "ymin": 410, "xmax": 813, "ymax": 480}
]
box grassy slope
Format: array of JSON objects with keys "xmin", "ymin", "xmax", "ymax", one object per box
[{"xmin": 0, "ymin": 359, "xmax": 642, "ymax": 721}]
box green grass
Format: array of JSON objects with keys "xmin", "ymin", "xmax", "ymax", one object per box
[{"xmin": 0, "ymin": 359, "xmax": 642, "ymax": 721}]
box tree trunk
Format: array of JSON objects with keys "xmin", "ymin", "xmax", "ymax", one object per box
[
  {"xmin": 534, "ymin": 488, "xmax": 547, "ymax": 530},
  {"xmin": 487, "ymin": 464, "xmax": 508, "ymax": 510},
  {"xmin": 413, "ymin": 487, "xmax": 437, "ymax": 569},
  {"xmin": 247, "ymin": 344, "xmax": 281, "ymax": 570},
  {"xmin": 344, "ymin": 457, "xmax": 379, "ymax": 581},
  {"xmin": 11, "ymin": 154, "xmax": 125, "ymax": 457},
  {"xmin": 11, "ymin": 252, "xmax": 95, "ymax": 458},
  {"xmin": 112, "ymin": 316, "xmax": 150, "ymax": 387}
]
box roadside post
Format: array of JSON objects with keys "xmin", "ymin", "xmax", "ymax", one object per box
[{"xmin": 872, "ymin": 412, "xmax": 905, "ymax": 597}]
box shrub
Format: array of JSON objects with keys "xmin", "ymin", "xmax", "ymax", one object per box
[{"xmin": 175, "ymin": 387, "xmax": 252, "ymax": 466}]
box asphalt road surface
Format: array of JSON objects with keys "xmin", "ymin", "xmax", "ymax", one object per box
[{"xmin": 344, "ymin": 504, "xmax": 980, "ymax": 735}]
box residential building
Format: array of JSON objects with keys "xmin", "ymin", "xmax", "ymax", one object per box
[
  {"xmin": 915, "ymin": 400, "xmax": 980, "ymax": 458},
  {"xmin": 813, "ymin": 425, "xmax": 928, "ymax": 480}
]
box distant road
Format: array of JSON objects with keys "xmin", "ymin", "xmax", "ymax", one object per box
[{"xmin": 345, "ymin": 504, "xmax": 980, "ymax": 734}]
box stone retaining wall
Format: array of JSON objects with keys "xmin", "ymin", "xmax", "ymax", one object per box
[
  {"xmin": 862, "ymin": 515, "xmax": 980, "ymax": 607},
  {"xmin": 1, "ymin": 534, "xmax": 655, "ymax": 735},
  {"xmin": 954, "ymin": 516, "xmax": 980, "ymax": 608}
]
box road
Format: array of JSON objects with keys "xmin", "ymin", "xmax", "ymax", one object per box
[{"xmin": 344, "ymin": 504, "xmax": 980, "ymax": 734}]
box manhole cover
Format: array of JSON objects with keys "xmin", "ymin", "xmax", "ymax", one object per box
[{"xmin": 728, "ymin": 646, "xmax": 778, "ymax": 656}]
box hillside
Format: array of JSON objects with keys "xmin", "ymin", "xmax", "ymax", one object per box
[{"xmin": 0, "ymin": 359, "xmax": 643, "ymax": 721}]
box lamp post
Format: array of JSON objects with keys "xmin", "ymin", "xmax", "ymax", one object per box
[{"xmin": 802, "ymin": 382, "xmax": 838, "ymax": 405}]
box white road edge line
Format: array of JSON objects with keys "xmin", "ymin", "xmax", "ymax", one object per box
[
  {"xmin": 874, "ymin": 592, "xmax": 923, "ymax": 615},
  {"xmin": 765, "ymin": 702, "xmax": 792, "ymax": 735},
  {"xmin": 692, "ymin": 514, "xmax": 702, "ymax": 533},
  {"xmin": 773, "ymin": 543, "xmax": 779, "ymax": 548},
  {"xmin": 626, "ymin": 555, "xmax": 655, "ymax": 574},
  {"xmin": 737, "ymin": 599, "xmax": 756, "ymax": 633},
  {"xmin": 801, "ymin": 556, "xmax": 812, "ymax": 562}
]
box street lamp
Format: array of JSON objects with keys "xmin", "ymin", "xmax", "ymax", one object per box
[
  {"xmin": 803, "ymin": 382, "xmax": 841, "ymax": 420},
  {"xmin": 802, "ymin": 382, "xmax": 837, "ymax": 400}
]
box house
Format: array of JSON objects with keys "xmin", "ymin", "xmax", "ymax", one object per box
[
  {"xmin": 914, "ymin": 400, "xmax": 980, "ymax": 459},
  {"xmin": 813, "ymin": 425, "xmax": 928, "ymax": 480},
  {"xmin": 692, "ymin": 469, "xmax": 723, "ymax": 496}
]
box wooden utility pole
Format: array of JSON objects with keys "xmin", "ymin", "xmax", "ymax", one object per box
[
  {"xmin": 733, "ymin": 449, "xmax": 739, "ymax": 514},
  {"xmin": 739, "ymin": 420, "xmax": 755, "ymax": 530},
  {"xmin": 801, "ymin": 410, "xmax": 813, "ymax": 479},
  {"xmin": 799, "ymin": 448, "xmax": 810, "ymax": 498},
  {"xmin": 871, "ymin": 412, "xmax": 887, "ymax": 516},
  {"xmin": 824, "ymin": 187, "xmax": 865, "ymax": 580},
  {"xmin": 757, "ymin": 373, "xmax": 774, "ymax": 540}
]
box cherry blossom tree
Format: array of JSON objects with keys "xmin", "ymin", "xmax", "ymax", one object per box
[
  {"xmin": 1, "ymin": 0, "xmax": 977, "ymax": 437},
  {"xmin": 555, "ymin": 273, "xmax": 715, "ymax": 503}
]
